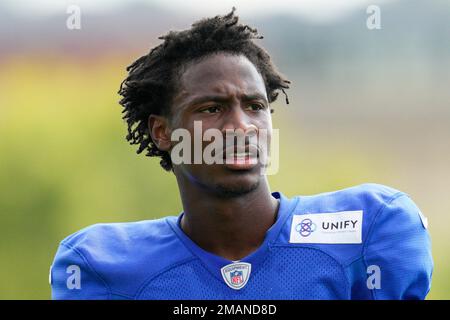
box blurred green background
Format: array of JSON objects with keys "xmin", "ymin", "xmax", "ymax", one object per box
[{"xmin": 0, "ymin": 0, "xmax": 449, "ymax": 299}]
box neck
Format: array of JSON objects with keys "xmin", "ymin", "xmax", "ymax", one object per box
[{"xmin": 176, "ymin": 176, "xmax": 280, "ymax": 261}]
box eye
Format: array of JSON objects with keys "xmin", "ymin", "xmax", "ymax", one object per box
[
  {"xmin": 246, "ymin": 103, "xmax": 266, "ymax": 111},
  {"xmin": 199, "ymin": 105, "xmax": 222, "ymax": 114}
]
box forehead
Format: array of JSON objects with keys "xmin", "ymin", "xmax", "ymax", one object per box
[{"xmin": 175, "ymin": 53, "xmax": 267, "ymax": 102}]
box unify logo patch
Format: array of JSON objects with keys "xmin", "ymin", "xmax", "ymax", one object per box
[
  {"xmin": 289, "ymin": 210, "xmax": 363, "ymax": 244},
  {"xmin": 220, "ymin": 262, "xmax": 251, "ymax": 290}
]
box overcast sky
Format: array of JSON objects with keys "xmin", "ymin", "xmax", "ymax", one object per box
[{"xmin": 4, "ymin": 0, "xmax": 393, "ymax": 22}]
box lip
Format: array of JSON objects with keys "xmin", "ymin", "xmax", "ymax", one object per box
[{"xmin": 221, "ymin": 145, "xmax": 259, "ymax": 170}]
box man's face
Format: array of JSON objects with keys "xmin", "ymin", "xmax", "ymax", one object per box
[{"xmin": 169, "ymin": 53, "xmax": 273, "ymax": 197}]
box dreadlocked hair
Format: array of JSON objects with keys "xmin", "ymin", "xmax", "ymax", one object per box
[{"xmin": 118, "ymin": 7, "xmax": 291, "ymax": 171}]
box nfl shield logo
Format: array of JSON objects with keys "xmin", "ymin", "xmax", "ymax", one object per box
[
  {"xmin": 220, "ymin": 262, "xmax": 251, "ymax": 290},
  {"xmin": 230, "ymin": 270, "xmax": 243, "ymax": 285}
]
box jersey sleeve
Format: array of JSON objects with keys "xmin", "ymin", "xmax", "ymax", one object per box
[
  {"xmin": 50, "ymin": 242, "xmax": 110, "ymax": 300},
  {"xmin": 364, "ymin": 193, "xmax": 433, "ymax": 299}
]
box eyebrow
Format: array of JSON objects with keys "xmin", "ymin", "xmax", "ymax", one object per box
[{"xmin": 186, "ymin": 92, "xmax": 268, "ymax": 108}]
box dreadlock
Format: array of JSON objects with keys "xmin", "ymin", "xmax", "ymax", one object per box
[{"xmin": 118, "ymin": 7, "xmax": 290, "ymax": 171}]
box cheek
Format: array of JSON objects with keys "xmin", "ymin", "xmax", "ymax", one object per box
[
  {"xmin": 256, "ymin": 116, "xmax": 273, "ymax": 156},
  {"xmin": 257, "ymin": 115, "xmax": 273, "ymax": 138}
]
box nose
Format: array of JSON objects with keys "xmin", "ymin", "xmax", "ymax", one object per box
[{"xmin": 220, "ymin": 105, "xmax": 258, "ymax": 137}]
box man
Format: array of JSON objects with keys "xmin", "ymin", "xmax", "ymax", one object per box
[{"xmin": 50, "ymin": 9, "xmax": 433, "ymax": 299}]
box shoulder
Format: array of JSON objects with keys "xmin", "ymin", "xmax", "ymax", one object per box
[
  {"xmin": 51, "ymin": 216, "xmax": 193, "ymax": 299},
  {"xmin": 61, "ymin": 217, "xmax": 177, "ymax": 251},
  {"xmin": 295, "ymin": 182, "xmax": 422, "ymax": 228},
  {"xmin": 291, "ymin": 183, "xmax": 411, "ymax": 230},
  {"xmin": 300, "ymin": 182, "xmax": 406, "ymax": 208},
  {"xmin": 280, "ymin": 183, "xmax": 432, "ymax": 299},
  {"xmin": 281, "ymin": 183, "xmax": 428, "ymax": 262}
]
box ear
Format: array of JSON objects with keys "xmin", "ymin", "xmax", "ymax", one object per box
[{"xmin": 148, "ymin": 114, "xmax": 172, "ymax": 152}]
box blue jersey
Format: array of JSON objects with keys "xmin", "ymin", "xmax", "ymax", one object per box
[{"xmin": 50, "ymin": 183, "xmax": 433, "ymax": 300}]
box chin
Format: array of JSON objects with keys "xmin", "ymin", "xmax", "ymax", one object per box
[
  {"xmin": 212, "ymin": 174, "xmax": 261, "ymax": 198},
  {"xmin": 176, "ymin": 163, "xmax": 263, "ymax": 198}
]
